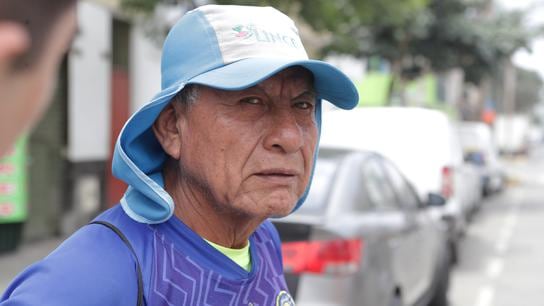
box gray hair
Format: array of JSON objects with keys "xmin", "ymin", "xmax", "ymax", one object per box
[{"xmin": 173, "ymin": 84, "xmax": 200, "ymax": 109}]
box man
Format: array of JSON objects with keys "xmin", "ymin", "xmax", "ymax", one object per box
[
  {"xmin": 0, "ymin": 0, "xmax": 77, "ymax": 156},
  {"xmin": 1, "ymin": 5, "xmax": 358, "ymax": 306}
]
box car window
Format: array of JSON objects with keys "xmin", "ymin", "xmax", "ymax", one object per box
[
  {"xmin": 381, "ymin": 159, "xmax": 421, "ymax": 210},
  {"xmin": 361, "ymin": 158, "xmax": 399, "ymax": 210},
  {"xmin": 341, "ymin": 157, "xmax": 373, "ymax": 213},
  {"xmin": 296, "ymin": 157, "xmax": 340, "ymax": 216}
]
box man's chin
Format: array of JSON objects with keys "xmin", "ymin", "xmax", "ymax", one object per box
[
  {"xmin": 261, "ymin": 195, "xmax": 299, "ymax": 218},
  {"xmin": 230, "ymin": 189, "xmax": 300, "ymax": 219}
]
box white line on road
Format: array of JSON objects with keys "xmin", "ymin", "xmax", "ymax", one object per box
[
  {"xmin": 504, "ymin": 213, "xmax": 518, "ymax": 229},
  {"xmin": 537, "ymin": 174, "xmax": 544, "ymax": 186},
  {"xmin": 474, "ymin": 285, "xmax": 495, "ymax": 306},
  {"xmin": 478, "ymin": 196, "xmax": 519, "ymax": 306},
  {"xmin": 495, "ymin": 239, "xmax": 509, "ymax": 254},
  {"xmin": 486, "ymin": 257, "xmax": 504, "ymax": 279},
  {"xmin": 495, "ymin": 207, "xmax": 520, "ymax": 254},
  {"xmin": 497, "ymin": 226, "xmax": 513, "ymax": 250}
]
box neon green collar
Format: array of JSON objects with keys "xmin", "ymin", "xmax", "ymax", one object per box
[{"xmin": 204, "ymin": 239, "xmax": 252, "ymax": 272}]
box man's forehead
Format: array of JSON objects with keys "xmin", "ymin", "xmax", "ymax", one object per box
[
  {"xmin": 254, "ymin": 66, "xmax": 314, "ymax": 92},
  {"xmin": 270, "ymin": 66, "xmax": 314, "ymax": 82},
  {"xmin": 198, "ymin": 66, "xmax": 315, "ymax": 99}
]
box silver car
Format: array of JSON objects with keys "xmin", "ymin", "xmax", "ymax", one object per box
[
  {"xmin": 320, "ymin": 107, "xmax": 478, "ymax": 264},
  {"xmin": 274, "ymin": 148, "xmax": 451, "ymax": 306}
]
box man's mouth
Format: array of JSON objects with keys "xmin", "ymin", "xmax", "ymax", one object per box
[
  {"xmin": 254, "ymin": 169, "xmax": 299, "ymax": 182},
  {"xmin": 255, "ymin": 169, "xmax": 298, "ymax": 177}
]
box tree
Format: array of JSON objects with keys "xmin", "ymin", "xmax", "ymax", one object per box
[
  {"xmin": 514, "ymin": 66, "xmax": 543, "ymax": 113},
  {"xmin": 121, "ymin": 0, "xmax": 539, "ymax": 105},
  {"xmin": 413, "ymin": 1, "xmax": 533, "ymax": 85},
  {"xmin": 121, "ymin": 0, "xmax": 431, "ymax": 60}
]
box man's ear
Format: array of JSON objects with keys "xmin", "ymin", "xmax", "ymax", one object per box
[
  {"xmin": 0, "ymin": 22, "xmax": 29, "ymax": 69},
  {"xmin": 153, "ymin": 103, "xmax": 183, "ymax": 160}
]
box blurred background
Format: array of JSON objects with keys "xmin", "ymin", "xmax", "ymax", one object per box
[{"xmin": 1, "ymin": 0, "xmax": 544, "ymax": 305}]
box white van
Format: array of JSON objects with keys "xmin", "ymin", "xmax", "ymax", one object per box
[{"xmin": 320, "ymin": 107, "xmax": 482, "ymax": 261}]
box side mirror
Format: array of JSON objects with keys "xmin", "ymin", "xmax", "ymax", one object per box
[{"xmin": 427, "ymin": 193, "xmax": 447, "ymax": 207}]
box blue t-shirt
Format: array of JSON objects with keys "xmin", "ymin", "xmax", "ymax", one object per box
[{"xmin": 0, "ymin": 205, "xmax": 293, "ymax": 306}]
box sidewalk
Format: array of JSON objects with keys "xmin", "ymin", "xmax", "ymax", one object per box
[{"xmin": 0, "ymin": 237, "xmax": 64, "ymax": 292}]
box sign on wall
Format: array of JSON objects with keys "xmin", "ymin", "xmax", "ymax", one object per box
[{"xmin": 0, "ymin": 138, "xmax": 27, "ymax": 223}]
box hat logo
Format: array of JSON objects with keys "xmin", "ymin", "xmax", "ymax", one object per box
[
  {"xmin": 232, "ymin": 25, "xmax": 254, "ymax": 39},
  {"xmin": 231, "ymin": 24, "xmax": 299, "ymax": 49}
]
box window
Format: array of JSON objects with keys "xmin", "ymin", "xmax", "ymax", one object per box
[
  {"xmin": 361, "ymin": 158, "xmax": 399, "ymax": 210},
  {"xmin": 296, "ymin": 157, "xmax": 340, "ymax": 216},
  {"xmin": 340, "ymin": 157, "xmax": 373, "ymax": 213},
  {"xmin": 381, "ymin": 159, "xmax": 421, "ymax": 210}
]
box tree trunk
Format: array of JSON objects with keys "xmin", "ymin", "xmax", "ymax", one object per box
[
  {"xmin": 502, "ymin": 58, "xmax": 517, "ymax": 115},
  {"xmin": 389, "ymin": 58, "xmax": 406, "ymax": 106}
]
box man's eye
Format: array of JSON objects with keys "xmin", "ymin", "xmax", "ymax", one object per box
[
  {"xmin": 240, "ymin": 97, "xmax": 263, "ymax": 105},
  {"xmin": 295, "ymin": 101, "xmax": 314, "ymax": 110}
]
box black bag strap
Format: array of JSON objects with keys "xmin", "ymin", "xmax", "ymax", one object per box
[{"xmin": 89, "ymin": 221, "xmax": 144, "ymax": 306}]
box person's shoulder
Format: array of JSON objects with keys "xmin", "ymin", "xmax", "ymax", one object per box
[
  {"xmin": 93, "ymin": 205, "xmax": 152, "ymax": 244},
  {"xmin": 0, "ymin": 206, "xmax": 143, "ymax": 306}
]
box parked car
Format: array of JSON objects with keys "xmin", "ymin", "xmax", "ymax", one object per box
[
  {"xmin": 456, "ymin": 122, "xmax": 505, "ymax": 196},
  {"xmin": 319, "ymin": 107, "xmax": 482, "ymax": 262},
  {"xmin": 274, "ymin": 148, "xmax": 450, "ymax": 306}
]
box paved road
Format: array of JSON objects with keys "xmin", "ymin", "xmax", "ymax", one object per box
[{"xmin": 450, "ymin": 152, "xmax": 544, "ymax": 306}]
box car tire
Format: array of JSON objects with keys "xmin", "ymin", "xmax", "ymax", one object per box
[
  {"xmin": 449, "ymin": 240, "xmax": 458, "ymax": 266},
  {"xmin": 428, "ymin": 252, "xmax": 451, "ymax": 306},
  {"xmin": 388, "ymin": 295, "xmax": 402, "ymax": 306}
]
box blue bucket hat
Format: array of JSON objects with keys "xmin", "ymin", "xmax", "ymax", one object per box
[{"xmin": 113, "ymin": 4, "xmax": 359, "ymax": 224}]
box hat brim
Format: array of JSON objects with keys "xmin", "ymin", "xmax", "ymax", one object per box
[{"xmin": 189, "ymin": 57, "xmax": 359, "ymax": 110}]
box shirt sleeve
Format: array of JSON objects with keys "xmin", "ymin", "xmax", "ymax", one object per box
[{"xmin": 0, "ymin": 224, "xmax": 140, "ymax": 306}]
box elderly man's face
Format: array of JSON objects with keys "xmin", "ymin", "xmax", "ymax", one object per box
[{"xmin": 173, "ymin": 67, "xmax": 317, "ymax": 219}]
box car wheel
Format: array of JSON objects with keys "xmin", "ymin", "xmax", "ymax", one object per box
[
  {"xmin": 428, "ymin": 253, "xmax": 451, "ymax": 306},
  {"xmin": 449, "ymin": 240, "xmax": 458, "ymax": 266},
  {"xmin": 388, "ymin": 294, "xmax": 402, "ymax": 306}
]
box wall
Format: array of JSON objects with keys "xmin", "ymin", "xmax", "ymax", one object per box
[
  {"xmin": 68, "ymin": 1, "xmax": 112, "ymax": 162},
  {"xmin": 130, "ymin": 24, "xmax": 162, "ymax": 112}
]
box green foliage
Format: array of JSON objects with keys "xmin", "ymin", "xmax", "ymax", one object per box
[
  {"xmin": 121, "ymin": 0, "xmax": 538, "ymax": 86},
  {"xmin": 214, "ymin": 0, "xmax": 293, "ymax": 14},
  {"xmin": 412, "ymin": 1, "xmax": 533, "ymax": 84},
  {"xmin": 121, "ymin": 0, "xmax": 161, "ymax": 12},
  {"xmin": 515, "ymin": 67, "xmax": 543, "ymax": 112}
]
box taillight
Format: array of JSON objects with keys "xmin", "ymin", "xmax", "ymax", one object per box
[
  {"xmin": 281, "ymin": 239, "xmax": 363, "ymax": 275},
  {"xmin": 442, "ymin": 166, "xmax": 454, "ymax": 198}
]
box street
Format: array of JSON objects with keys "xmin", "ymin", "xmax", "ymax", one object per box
[
  {"xmin": 2, "ymin": 150, "xmax": 544, "ymax": 306},
  {"xmin": 450, "ymin": 148, "xmax": 544, "ymax": 306}
]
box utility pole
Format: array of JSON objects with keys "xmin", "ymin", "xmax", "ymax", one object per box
[{"xmin": 503, "ymin": 58, "xmax": 517, "ymax": 116}]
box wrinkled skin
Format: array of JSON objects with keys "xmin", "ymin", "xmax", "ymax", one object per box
[{"xmin": 154, "ymin": 67, "xmax": 318, "ymax": 248}]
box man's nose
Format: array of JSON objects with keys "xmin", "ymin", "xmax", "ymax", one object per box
[{"xmin": 263, "ymin": 107, "xmax": 304, "ymax": 154}]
